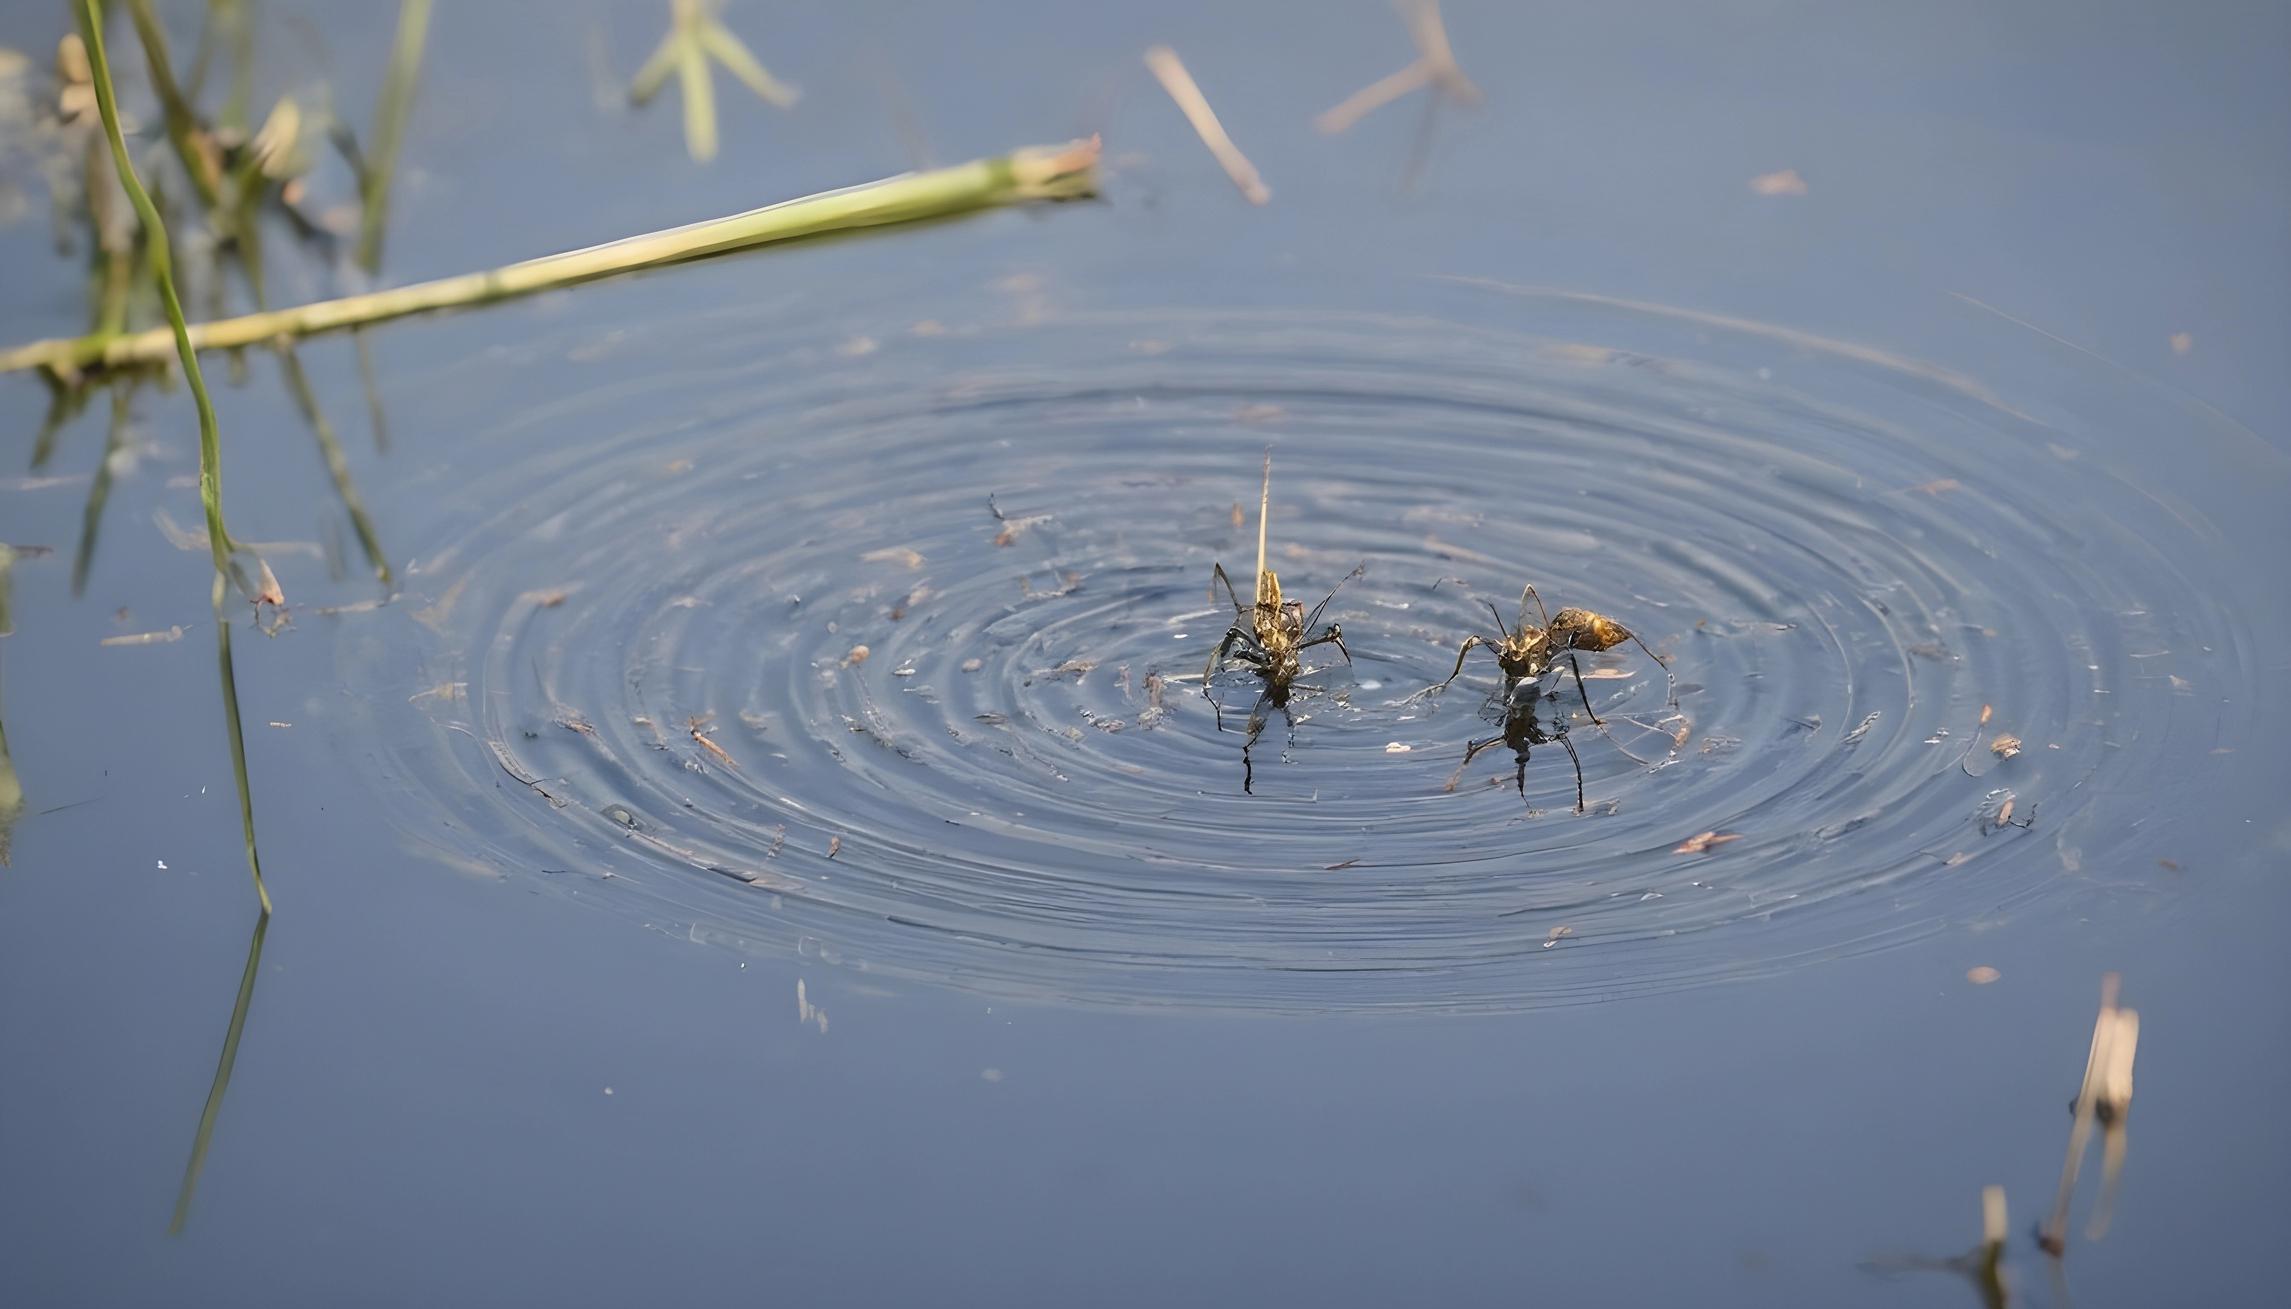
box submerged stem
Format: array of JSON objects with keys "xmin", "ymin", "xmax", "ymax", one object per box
[
  {"xmin": 356, "ymin": 0, "xmax": 433, "ymax": 276},
  {"xmin": 168, "ymin": 907, "xmax": 268, "ymax": 1234}
]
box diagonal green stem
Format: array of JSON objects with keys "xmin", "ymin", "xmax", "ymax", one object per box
[
  {"xmin": 78, "ymin": 0, "xmax": 234, "ymax": 573},
  {"xmin": 81, "ymin": 0, "xmax": 268, "ymax": 915},
  {"xmin": 2, "ymin": 138, "xmax": 1101, "ymax": 376}
]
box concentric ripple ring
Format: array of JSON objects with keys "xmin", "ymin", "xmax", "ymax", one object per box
[{"xmin": 354, "ymin": 289, "xmax": 2277, "ymax": 1012}]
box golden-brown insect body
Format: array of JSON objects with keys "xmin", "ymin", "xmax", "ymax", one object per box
[
  {"xmin": 1437, "ymin": 585, "xmax": 1668, "ymax": 709},
  {"xmin": 1435, "ymin": 583, "xmax": 1679, "ymax": 806},
  {"xmin": 1547, "ymin": 607, "xmax": 1634, "ymax": 655},
  {"xmin": 1201, "ymin": 457, "xmax": 1361, "ymax": 789}
]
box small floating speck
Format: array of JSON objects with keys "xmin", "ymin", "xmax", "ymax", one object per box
[
  {"xmin": 980, "ymin": 1068, "xmax": 1004, "ymax": 1083},
  {"xmin": 1384, "ymin": 742, "xmax": 1412, "ymax": 754}
]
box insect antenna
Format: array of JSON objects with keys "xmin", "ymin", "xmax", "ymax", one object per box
[
  {"xmin": 1519, "ymin": 582, "xmax": 1551, "ymax": 631},
  {"xmin": 1302, "ymin": 563, "xmax": 1366, "ymax": 635},
  {"xmin": 1622, "ymin": 629, "xmax": 1678, "ymax": 709}
]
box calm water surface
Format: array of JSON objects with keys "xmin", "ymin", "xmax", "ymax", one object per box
[{"xmin": 2, "ymin": 2, "xmax": 2286, "ymax": 1305}]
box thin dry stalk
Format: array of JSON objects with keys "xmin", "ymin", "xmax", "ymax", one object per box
[
  {"xmin": 1143, "ymin": 45, "xmax": 1270, "ymax": 204},
  {"xmin": 1316, "ymin": 0, "xmax": 1481, "ymax": 135},
  {"xmin": 2041, "ymin": 973, "xmax": 2139, "ymax": 1255}
]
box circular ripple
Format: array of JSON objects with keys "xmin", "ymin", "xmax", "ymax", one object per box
[{"xmin": 357, "ymin": 291, "xmax": 2274, "ymax": 1011}]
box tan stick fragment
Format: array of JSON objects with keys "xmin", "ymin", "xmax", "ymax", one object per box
[{"xmin": 1143, "ymin": 45, "xmax": 1271, "ymax": 204}]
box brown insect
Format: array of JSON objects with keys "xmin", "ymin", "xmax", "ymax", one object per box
[
  {"xmin": 1435, "ymin": 582, "xmax": 1676, "ymax": 809},
  {"xmin": 1436, "ymin": 582, "xmax": 1674, "ymax": 724},
  {"xmin": 1202, "ymin": 454, "xmax": 1362, "ymax": 790}
]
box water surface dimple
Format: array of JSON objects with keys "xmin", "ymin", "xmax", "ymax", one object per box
[{"xmin": 352, "ymin": 296, "xmax": 2261, "ymax": 1011}]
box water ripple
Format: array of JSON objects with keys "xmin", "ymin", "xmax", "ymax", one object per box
[{"xmin": 354, "ymin": 292, "xmax": 2274, "ymax": 1011}]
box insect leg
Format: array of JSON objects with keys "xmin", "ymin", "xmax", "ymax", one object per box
[
  {"xmin": 1210, "ymin": 562, "xmax": 1246, "ymax": 615},
  {"xmin": 1240, "ymin": 694, "xmax": 1272, "ymax": 794},
  {"xmin": 1300, "ymin": 563, "xmax": 1366, "ymax": 635},
  {"xmin": 1436, "ymin": 634, "xmax": 1487, "ymax": 690},
  {"xmin": 1299, "ymin": 623, "xmax": 1351, "ymax": 664},
  {"xmin": 1565, "ymin": 651, "xmax": 1607, "ymax": 727},
  {"xmin": 1624, "ymin": 629, "xmax": 1678, "ymax": 709},
  {"xmin": 1444, "ymin": 733, "xmax": 1506, "ymax": 793},
  {"xmin": 1557, "ymin": 730, "xmax": 1585, "ymax": 813}
]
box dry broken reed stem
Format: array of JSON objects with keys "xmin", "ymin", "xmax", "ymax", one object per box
[
  {"xmin": 1316, "ymin": 0, "xmax": 1481, "ymax": 135},
  {"xmin": 1143, "ymin": 45, "xmax": 1270, "ymax": 205},
  {"xmin": 2042, "ymin": 973, "xmax": 2139, "ymax": 1253}
]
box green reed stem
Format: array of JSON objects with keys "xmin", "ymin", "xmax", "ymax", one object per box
[
  {"xmin": 211, "ymin": 571, "xmax": 271, "ymax": 915},
  {"xmin": 78, "ymin": 0, "xmax": 234, "ymax": 573},
  {"xmin": 81, "ymin": 0, "xmax": 268, "ymax": 915},
  {"xmin": 0, "ymin": 138, "xmax": 1102, "ymax": 377}
]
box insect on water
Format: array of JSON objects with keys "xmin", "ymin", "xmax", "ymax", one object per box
[
  {"xmin": 1434, "ymin": 581, "xmax": 1678, "ymax": 811},
  {"xmin": 1201, "ymin": 454, "xmax": 1363, "ymax": 791}
]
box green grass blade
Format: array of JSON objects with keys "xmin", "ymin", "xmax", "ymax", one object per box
[
  {"xmin": 79, "ymin": 0, "xmax": 235, "ymax": 572},
  {"xmin": 81, "ymin": 0, "xmax": 268, "ymax": 912}
]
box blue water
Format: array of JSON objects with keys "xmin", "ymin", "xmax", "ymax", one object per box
[{"xmin": 2, "ymin": 3, "xmax": 2286, "ymax": 1304}]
